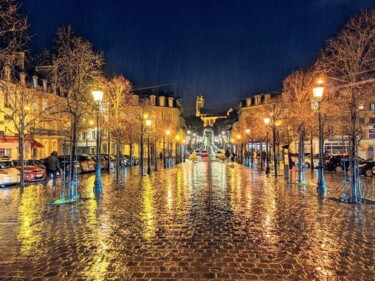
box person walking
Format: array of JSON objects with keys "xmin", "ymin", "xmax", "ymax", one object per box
[
  {"xmin": 225, "ymin": 148, "xmax": 230, "ymax": 159},
  {"xmin": 230, "ymin": 151, "xmax": 236, "ymax": 162},
  {"xmin": 43, "ymin": 151, "xmax": 62, "ymax": 189}
]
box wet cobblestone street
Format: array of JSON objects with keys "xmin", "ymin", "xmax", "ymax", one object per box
[{"xmin": 0, "ymin": 160, "xmax": 374, "ymax": 280}]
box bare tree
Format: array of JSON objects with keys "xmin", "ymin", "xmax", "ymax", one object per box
[
  {"xmin": 316, "ymin": 10, "xmax": 375, "ymax": 202},
  {"xmin": 0, "ymin": 0, "xmax": 28, "ymax": 61},
  {"xmin": 282, "ymin": 69, "xmax": 317, "ymax": 182},
  {"xmin": 52, "ymin": 26, "xmax": 103, "ymax": 170},
  {"xmin": 263, "ymin": 97, "xmax": 286, "ymax": 177},
  {"xmin": 100, "ymin": 75, "xmax": 133, "ymax": 183},
  {"xmin": 0, "ymin": 81, "xmax": 62, "ymax": 186}
]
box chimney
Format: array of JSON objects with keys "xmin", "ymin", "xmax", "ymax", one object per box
[
  {"xmin": 133, "ymin": 95, "xmax": 139, "ymax": 104},
  {"xmin": 265, "ymin": 94, "xmax": 271, "ymax": 103},
  {"xmin": 42, "ymin": 79, "xmax": 48, "ymax": 91},
  {"xmin": 150, "ymin": 95, "xmax": 156, "ymax": 106},
  {"xmin": 246, "ymin": 98, "xmax": 251, "ymax": 107},
  {"xmin": 19, "ymin": 72, "xmax": 26, "ymax": 86},
  {"xmin": 16, "ymin": 52, "xmax": 25, "ymax": 70},
  {"xmin": 32, "ymin": 76, "xmax": 38, "ymax": 88},
  {"xmin": 51, "ymin": 82, "xmax": 56, "ymax": 94},
  {"xmin": 254, "ymin": 95, "xmax": 261, "ymax": 105},
  {"xmin": 158, "ymin": 96, "xmax": 166, "ymax": 107},
  {"xmin": 4, "ymin": 65, "xmax": 11, "ymax": 81},
  {"xmin": 168, "ymin": 97, "xmax": 174, "ymax": 108}
]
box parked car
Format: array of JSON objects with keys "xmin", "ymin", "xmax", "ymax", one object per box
[
  {"xmin": 0, "ymin": 158, "xmax": 20, "ymax": 186},
  {"xmin": 90, "ymin": 154, "xmax": 115, "ymax": 169},
  {"xmin": 200, "ymin": 150, "xmax": 209, "ymax": 157},
  {"xmin": 305, "ymin": 154, "xmax": 320, "ymax": 169},
  {"xmin": 215, "ymin": 150, "xmax": 226, "ymax": 160},
  {"xmin": 324, "ymin": 154, "xmax": 350, "ymax": 172},
  {"xmin": 77, "ymin": 154, "xmax": 96, "ymax": 172},
  {"xmin": 120, "ymin": 155, "xmax": 139, "ymax": 167},
  {"xmin": 101, "ymin": 154, "xmax": 115, "ymax": 169},
  {"xmin": 324, "ymin": 154, "xmax": 364, "ymax": 173},
  {"xmin": 193, "ymin": 150, "xmax": 201, "ymax": 156},
  {"xmin": 57, "ymin": 156, "xmax": 83, "ymax": 174},
  {"xmin": 13, "ymin": 160, "xmax": 46, "ymax": 182},
  {"xmin": 358, "ymin": 158, "xmax": 375, "ymax": 177}
]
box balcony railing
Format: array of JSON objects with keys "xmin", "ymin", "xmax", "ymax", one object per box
[{"xmin": 30, "ymin": 128, "xmax": 70, "ymax": 137}]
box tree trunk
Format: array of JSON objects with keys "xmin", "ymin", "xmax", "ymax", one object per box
[
  {"xmin": 130, "ymin": 143, "xmax": 133, "ymax": 168},
  {"xmin": 273, "ymin": 126, "xmax": 277, "ymax": 176},
  {"xmin": 115, "ymin": 140, "xmax": 120, "ymax": 184},
  {"xmin": 260, "ymin": 140, "xmax": 263, "ymax": 170},
  {"xmin": 310, "ymin": 130, "xmax": 314, "ymax": 171},
  {"xmin": 19, "ymin": 132, "xmax": 25, "ymax": 187},
  {"xmin": 154, "ymin": 138, "xmax": 158, "ymax": 171},
  {"xmin": 349, "ymin": 100, "xmax": 359, "ymax": 202},
  {"xmin": 298, "ymin": 128, "xmax": 306, "ymax": 183},
  {"xmin": 107, "ymin": 132, "xmax": 111, "ymax": 171}
]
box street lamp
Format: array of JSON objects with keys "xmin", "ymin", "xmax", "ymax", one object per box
[
  {"xmin": 313, "ymin": 82, "xmax": 327, "ymax": 195},
  {"xmin": 245, "ymin": 129, "xmax": 251, "ymax": 166},
  {"xmin": 237, "ymin": 134, "xmax": 242, "ymax": 163},
  {"xmin": 92, "ymin": 90, "xmax": 104, "ymax": 194},
  {"xmin": 146, "ymin": 119, "xmax": 152, "ymax": 175},
  {"xmin": 264, "ymin": 117, "xmax": 270, "ymax": 174},
  {"xmin": 175, "ymin": 135, "xmax": 180, "ymax": 164},
  {"xmin": 140, "ymin": 114, "xmax": 147, "ymax": 176},
  {"xmin": 164, "ymin": 129, "xmax": 170, "ymax": 168},
  {"xmin": 183, "ymin": 139, "xmax": 186, "ymax": 162}
]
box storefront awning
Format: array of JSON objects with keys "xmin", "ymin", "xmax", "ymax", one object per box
[
  {"xmin": 29, "ymin": 139, "xmax": 44, "ymax": 148},
  {"xmin": 0, "ymin": 136, "xmax": 44, "ymax": 148}
]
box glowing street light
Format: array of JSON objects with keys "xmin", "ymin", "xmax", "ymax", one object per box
[
  {"xmin": 313, "ymin": 81, "xmax": 327, "ymax": 195},
  {"xmin": 264, "ymin": 117, "xmax": 271, "ymax": 174},
  {"xmin": 92, "ymin": 90, "xmax": 104, "ymax": 195},
  {"xmin": 164, "ymin": 130, "xmax": 171, "ymax": 168},
  {"xmin": 146, "ymin": 119, "xmax": 152, "ymax": 175}
]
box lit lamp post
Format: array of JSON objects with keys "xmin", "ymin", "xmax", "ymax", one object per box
[
  {"xmin": 237, "ymin": 134, "xmax": 241, "ymax": 163},
  {"xmin": 175, "ymin": 135, "xmax": 180, "ymax": 164},
  {"xmin": 146, "ymin": 119, "xmax": 152, "ymax": 175},
  {"xmin": 230, "ymin": 138, "xmax": 235, "ymax": 160},
  {"xmin": 313, "ymin": 82, "xmax": 327, "ymax": 194},
  {"xmin": 245, "ymin": 129, "xmax": 250, "ymax": 166},
  {"xmin": 164, "ymin": 130, "xmax": 170, "ymax": 168},
  {"xmin": 183, "ymin": 139, "xmax": 186, "ymax": 162},
  {"xmin": 92, "ymin": 90, "xmax": 104, "ymax": 194},
  {"xmin": 264, "ymin": 117, "xmax": 270, "ymax": 174}
]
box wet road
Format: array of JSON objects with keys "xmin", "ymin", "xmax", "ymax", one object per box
[{"xmin": 0, "ymin": 160, "xmax": 374, "ymax": 280}]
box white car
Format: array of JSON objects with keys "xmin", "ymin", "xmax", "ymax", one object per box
[
  {"xmin": 0, "ymin": 158, "xmax": 20, "ymax": 186},
  {"xmin": 305, "ymin": 154, "xmax": 320, "ymax": 168},
  {"xmin": 215, "ymin": 150, "xmax": 226, "ymax": 160}
]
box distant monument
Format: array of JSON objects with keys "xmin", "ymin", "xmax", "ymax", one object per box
[
  {"xmin": 195, "ymin": 94, "xmax": 227, "ymax": 127},
  {"xmin": 196, "ymin": 94, "xmax": 204, "ymax": 117}
]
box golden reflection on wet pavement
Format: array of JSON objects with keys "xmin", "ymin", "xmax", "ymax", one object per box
[{"xmin": 0, "ymin": 160, "xmax": 374, "ymax": 280}]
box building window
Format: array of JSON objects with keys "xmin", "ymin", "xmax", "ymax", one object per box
[
  {"xmin": 370, "ymin": 104, "xmax": 375, "ymax": 113},
  {"xmin": 370, "ymin": 118, "xmax": 375, "ymax": 124},
  {"xmin": 4, "ymin": 91, "xmax": 10, "ymax": 107},
  {"xmin": 0, "ymin": 148, "xmax": 11, "ymax": 157}
]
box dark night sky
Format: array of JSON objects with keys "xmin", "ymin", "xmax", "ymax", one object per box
[{"xmin": 21, "ymin": 0, "xmax": 374, "ymax": 114}]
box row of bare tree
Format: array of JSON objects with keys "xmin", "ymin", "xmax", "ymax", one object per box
[
  {"xmin": 233, "ymin": 10, "xmax": 374, "ymax": 201},
  {"xmin": 0, "ymin": 1, "xmax": 179, "ymax": 186}
]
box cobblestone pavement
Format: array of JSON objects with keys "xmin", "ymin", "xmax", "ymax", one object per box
[{"xmin": 0, "ymin": 159, "xmax": 374, "ymax": 281}]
